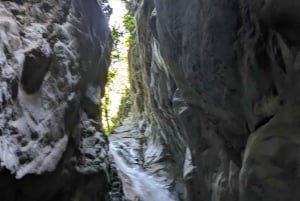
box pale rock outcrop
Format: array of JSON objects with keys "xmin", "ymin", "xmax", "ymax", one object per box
[{"xmin": 0, "ymin": 0, "xmax": 112, "ymax": 200}]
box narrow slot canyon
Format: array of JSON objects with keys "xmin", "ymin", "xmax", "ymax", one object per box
[
  {"xmin": 1, "ymin": 0, "xmax": 300, "ymax": 201},
  {"xmin": 103, "ymin": 1, "xmax": 178, "ymax": 200}
]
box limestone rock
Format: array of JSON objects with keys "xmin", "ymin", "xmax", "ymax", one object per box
[{"xmin": 0, "ymin": 0, "xmax": 112, "ymax": 200}]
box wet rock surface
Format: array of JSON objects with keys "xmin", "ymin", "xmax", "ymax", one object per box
[
  {"xmin": 0, "ymin": 0, "xmax": 111, "ymax": 200},
  {"xmin": 109, "ymin": 126, "xmax": 142, "ymax": 201},
  {"xmin": 109, "ymin": 123, "xmax": 178, "ymax": 201},
  {"xmin": 108, "ymin": 159, "xmax": 127, "ymax": 201},
  {"xmin": 127, "ymin": 0, "xmax": 300, "ymax": 200}
]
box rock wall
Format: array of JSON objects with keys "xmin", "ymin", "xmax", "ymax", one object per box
[
  {"xmin": 0, "ymin": 0, "xmax": 112, "ymax": 200},
  {"xmin": 130, "ymin": 0, "xmax": 300, "ymax": 200}
]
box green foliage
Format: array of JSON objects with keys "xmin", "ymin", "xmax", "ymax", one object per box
[
  {"xmin": 111, "ymin": 26, "xmax": 122, "ymax": 42},
  {"xmin": 103, "ymin": 88, "xmax": 131, "ymax": 134},
  {"xmin": 123, "ymin": 13, "xmax": 136, "ymax": 45},
  {"xmin": 107, "ymin": 67, "xmax": 117, "ymax": 82},
  {"xmin": 123, "ymin": 13, "xmax": 135, "ymax": 35},
  {"xmin": 111, "ymin": 26, "xmax": 123, "ymax": 59},
  {"xmin": 101, "ymin": 68, "xmax": 116, "ymax": 127}
]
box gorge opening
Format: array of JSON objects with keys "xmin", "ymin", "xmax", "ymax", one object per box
[{"xmin": 101, "ymin": 0, "xmax": 133, "ymax": 134}]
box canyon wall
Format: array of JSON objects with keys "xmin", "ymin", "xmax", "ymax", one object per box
[
  {"xmin": 130, "ymin": 0, "xmax": 300, "ymax": 200},
  {"xmin": 1, "ymin": 0, "xmax": 300, "ymax": 200},
  {"xmin": 0, "ymin": 0, "xmax": 111, "ymax": 200}
]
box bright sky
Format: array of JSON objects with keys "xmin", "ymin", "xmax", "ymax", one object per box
[{"xmin": 108, "ymin": 0, "xmax": 126, "ymax": 27}]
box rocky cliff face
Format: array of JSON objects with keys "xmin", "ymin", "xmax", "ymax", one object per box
[
  {"xmin": 0, "ymin": 0, "xmax": 111, "ymax": 200},
  {"xmin": 2, "ymin": 0, "xmax": 300, "ymax": 200},
  {"xmin": 129, "ymin": 0, "xmax": 300, "ymax": 200}
]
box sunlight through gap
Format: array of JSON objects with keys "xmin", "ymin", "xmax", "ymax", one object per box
[{"xmin": 101, "ymin": 0, "xmax": 132, "ymax": 133}]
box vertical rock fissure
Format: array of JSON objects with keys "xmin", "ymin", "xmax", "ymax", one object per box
[
  {"xmin": 107, "ymin": 1, "xmax": 182, "ymax": 201},
  {"xmin": 101, "ymin": 0, "xmax": 132, "ymax": 134}
]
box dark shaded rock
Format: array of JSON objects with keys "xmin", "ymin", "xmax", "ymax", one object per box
[
  {"xmin": 240, "ymin": 102, "xmax": 300, "ymax": 201},
  {"xmin": 149, "ymin": 9, "xmax": 158, "ymax": 40},
  {"xmin": 1, "ymin": 0, "xmax": 23, "ymax": 4},
  {"xmin": 21, "ymin": 48, "xmax": 51, "ymax": 94},
  {"xmin": 108, "ymin": 151, "xmax": 127, "ymax": 201},
  {"xmin": 260, "ymin": 0, "xmax": 300, "ymax": 45},
  {"xmin": 127, "ymin": 0, "xmax": 300, "ymax": 200}
]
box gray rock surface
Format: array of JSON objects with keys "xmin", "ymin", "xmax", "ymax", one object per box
[
  {"xmin": 0, "ymin": 0, "xmax": 112, "ymax": 200},
  {"xmin": 127, "ymin": 0, "xmax": 300, "ymax": 200},
  {"xmin": 2, "ymin": 0, "xmax": 300, "ymax": 200}
]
